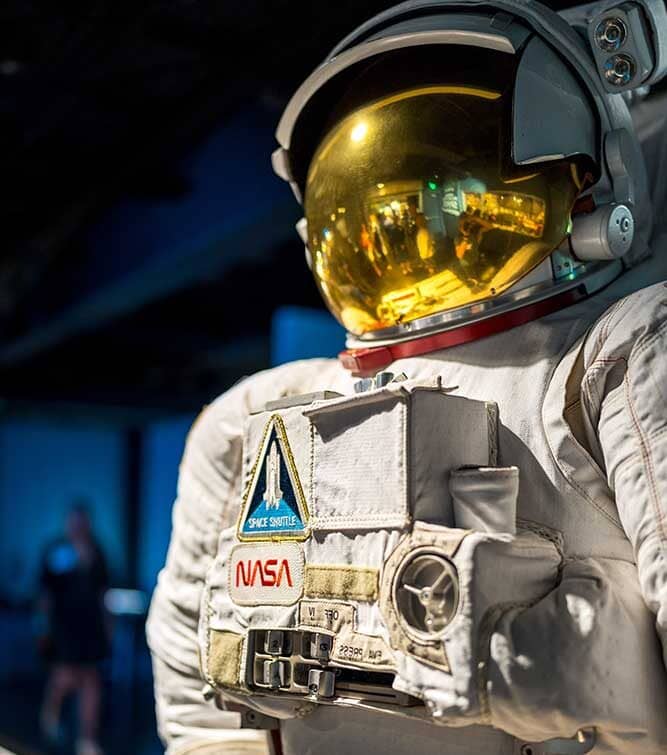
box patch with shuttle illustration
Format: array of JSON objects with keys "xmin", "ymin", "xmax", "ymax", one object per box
[{"xmin": 237, "ymin": 414, "xmax": 310, "ymax": 541}]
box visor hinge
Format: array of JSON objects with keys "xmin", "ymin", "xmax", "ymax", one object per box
[{"xmin": 602, "ymin": 128, "xmax": 636, "ymax": 207}]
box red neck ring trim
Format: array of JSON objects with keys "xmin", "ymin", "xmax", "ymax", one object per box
[{"xmin": 339, "ymin": 287, "xmax": 586, "ymax": 376}]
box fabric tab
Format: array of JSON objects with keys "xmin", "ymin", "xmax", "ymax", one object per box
[
  {"xmin": 207, "ymin": 630, "xmax": 244, "ymax": 689},
  {"xmin": 304, "ymin": 565, "xmax": 379, "ymax": 602}
]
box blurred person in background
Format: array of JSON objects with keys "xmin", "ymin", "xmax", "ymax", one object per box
[{"xmin": 38, "ymin": 503, "xmax": 109, "ymax": 755}]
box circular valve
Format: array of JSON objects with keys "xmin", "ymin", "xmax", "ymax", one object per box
[
  {"xmin": 595, "ymin": 17, "xmax": 627, "ymax": 52},
  {"xmin": 604, "ymin": 53, "xmax": 636, "ymax": 86},
  {"xmin": 394, "ymin": 552, "xmax": 459, "ymax": 640}
]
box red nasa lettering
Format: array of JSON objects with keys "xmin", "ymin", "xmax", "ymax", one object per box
[{"xmin": 235, "ymin": 558, "xmax": 293, "ymax": 588}]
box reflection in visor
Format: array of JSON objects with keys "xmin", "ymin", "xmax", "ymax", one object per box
[
  {"xmin": 304, "ymin": 87, "xmax": 585, "ymax": 336},
  {"xmin": 368, "ymin": 184, "xmax": 547, "ymax": 326}
]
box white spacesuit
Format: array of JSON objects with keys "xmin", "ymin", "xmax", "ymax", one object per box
[{"xmin": 147, "ymin": 1, "xmax": 667, "ymax": 754}]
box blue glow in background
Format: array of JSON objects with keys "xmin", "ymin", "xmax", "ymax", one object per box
[{"xmin": 0, "ymin": 306, "xmax": 343, "ymax": 602}]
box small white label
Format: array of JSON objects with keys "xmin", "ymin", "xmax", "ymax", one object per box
[{"xmin": 229, "ymin": 542, "xmax": 304, "ymax": 606}]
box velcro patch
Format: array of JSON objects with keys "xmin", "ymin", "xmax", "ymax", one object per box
[
  {"xmin": 229, "ymin": 542, "xmax": 304, "ymax": 606},
  {"xmin": 304, "ymin": 564, "xmax": 379, "ymax": 602},
  {"xmin": 207, "ymin": 629, "xmax": 244, "ymax": 689}
]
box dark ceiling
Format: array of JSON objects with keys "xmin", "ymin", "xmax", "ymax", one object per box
[{"xmin": 0, "ymin": 0, "xmax": 581, "ymax": 417}]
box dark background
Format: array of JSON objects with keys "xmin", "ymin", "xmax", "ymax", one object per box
[{"xmin": 0, "ymin": 1, "xmax": 582, "ymax": 753}]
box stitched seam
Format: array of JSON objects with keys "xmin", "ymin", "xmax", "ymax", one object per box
[
  {"xmin": 611, "ymin": 423, "xmax": 667, "ymax": 464},
  {"xmin": 584, "ymin": 357, "xmax": 627, "ymax": 411},
  {"xmin": 544, "ymin": 361, "xmax": 623, "ymax": 529},
  {"xmin": 306, "ymin": 588, "xmax": 375, "ymax": 601},
  {"xmin": 402, "ymin": 398, "xmax": 408, "ymax": 525},
  {"xmin": 309, "ymin": 420, "xmax": 315, "ymax": 518},
  {"xmin": 203, "ymin": 584, "xmax": 215, "ymax": 688},
  {"xmin": 616, "ymin": 451, "xmax": 656, "ymax": 481},
  {"xmin": 592, "ymin": 304, "xmax": 614, "ymax": 354},
  {"xmin": 540, "ymin": 318, "xmax": 625, "ymax": 531},
  {"xmin": 628, "ymin": 318, "xmax": 667, "ymax": 362},
  {"xmin": 624, "ymin": 370, "xmax": 667, "ymax": 546},
  {"xmin": 601, "ymin": 387, "xmax": 625, "ymax": 411},
  {"xmin": 487, "ymin": 402, "xmax": 499, "ymax": 466},
  {"xmin": 589, "ymin": 356, "xmax": 628, "ymax": 365},
  {"xmin": 314, "ymin": 515, "xmax": 407, "ymax": 524},
  {"xmin": 558, "ymin": 460, "xmax": 619, "ymax": 529},
  {"xmin": 563, "ymin": 395, "xmax": 607, "ymax": 478},
  {"xmin": 236, "ymin": 636, "xmax": 243, "ymax": 690},
  {"xmin": 581, "ymin": 372, "xmax": 601, "ymax": 409},
  {"xmin": 645, "ymin": 424, "xmax": 667, "ymax": 443},
  {"xmin": 517, "ymin": 518, "xmax": 565, "ymax": 560},
  {"xmin": 595, "ymin": 296, "xmax": 628, "ymax": 353},
  {"xmin": 306, "ymin": 564, "xmax": 376, "ymax": 574},
  {"xmin": 558, "ymin": 395, "xmax": 617, "ymax": 515},
  {"xmin": 567, "ymin": 353, "xmax": 627, "ymax": 521}
]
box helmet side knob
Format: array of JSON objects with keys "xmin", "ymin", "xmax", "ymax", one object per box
[{"xmin": 570, "ymin": 203, "xmax": 634, "ymax": 261}]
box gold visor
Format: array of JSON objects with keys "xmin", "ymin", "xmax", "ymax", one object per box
[{"xmin": 304, "ymin": 86, "xmax": 585, "ymax": 336}]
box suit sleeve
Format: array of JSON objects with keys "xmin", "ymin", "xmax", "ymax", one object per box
[
  {"xmin": 146, "ymin": 381, "xmax": 270, "ymax": 755},
  {"xmin": 592, "ymin": 308, "xmax": 667, "ymax": 665}
]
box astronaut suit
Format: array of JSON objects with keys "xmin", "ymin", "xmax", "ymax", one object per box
[{"xmin": 147, "ymin": 1, "xmax": 667, "ymax": 753}]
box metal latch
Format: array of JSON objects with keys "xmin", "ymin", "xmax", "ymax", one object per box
[
  {"xmin": 247, "ymin": 628, "xmax": 418, "ymax": 707},
  {"xmin": 307, "ymin": 668, "xmax": 336, "ymax": 699},
  {"xmin": 354, "ymin": 371, "xmax": 407, "ymax": 394}
]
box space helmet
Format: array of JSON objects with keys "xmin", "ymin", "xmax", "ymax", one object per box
[{"xmin": 272, "ymin": 0, "xmax": 666, "ymax": 372}]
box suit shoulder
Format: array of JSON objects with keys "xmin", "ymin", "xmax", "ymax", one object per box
[
  {"xmin": 586, "ymin": 280, "xmax": 667, "ymax": 360},
  {"xmin": 184, "ymin": 357, "xmax": 346, "ymax": 460}
]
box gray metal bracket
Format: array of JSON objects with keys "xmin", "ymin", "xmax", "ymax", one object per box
[{"xmin": 516, "ymin": 727, "xmax": 597, "ymax": 755}]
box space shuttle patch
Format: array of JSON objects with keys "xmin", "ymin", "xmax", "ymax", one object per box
[{"xmin": 238, "ymin": 414, "xmax": 310, "ymax": 541}]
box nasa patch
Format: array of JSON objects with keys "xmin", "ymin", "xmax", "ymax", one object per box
[
  {"xmin": 229, "ymin": 541, "xmax": 304, "ymax": 606},
  {"xmin": 238, "ymin": 414, "xmax": 310, "ymax": 541}
]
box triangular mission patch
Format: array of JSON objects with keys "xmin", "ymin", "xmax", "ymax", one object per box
[{"xmin": 238, "ymin": 415, "xmax": 309, "ymax": 541}]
